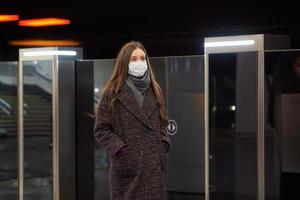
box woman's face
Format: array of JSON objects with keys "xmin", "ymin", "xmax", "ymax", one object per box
[{"xmin": 130, "ymin": 48, "xmax": 146, "ymax": 63}]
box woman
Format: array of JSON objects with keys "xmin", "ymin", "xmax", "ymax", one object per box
[{"xmin": 94, "ymin": 41, "xmax": 171, "ymax": 200}]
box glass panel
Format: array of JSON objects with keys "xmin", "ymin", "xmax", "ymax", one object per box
[
  {"xmin": 209, "ymin": 52, "xmax": 258, "ymax": 200},
  {"xmin": 163, "ymin": 56, "xmax": 205, "ymax": 199},
  {"xmin": 265, "ymin": 51, "xmax": 300, "ymax": 200},
  {"xmin": 0, "ymin": 62, "xmax": 18, "ymax": 199},
  {"xmin": 93, "ymin": 56, "xmax": 205, "ymax": 200},
  {"xmin": 93, "ymin": 59, "xmax": 114, "ymax": 200},
  {"xmin": 23, "ymin": 60, "xmax": 53, "ymax": 200}
]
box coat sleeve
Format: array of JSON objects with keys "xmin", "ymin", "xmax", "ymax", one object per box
[
  {"xmin": 159, "ymin": 121, "xmax": 171, "ymax": 152},
  {"xmin": 94, "ymin": 93, "xmax": 127, "ymax": 157}
]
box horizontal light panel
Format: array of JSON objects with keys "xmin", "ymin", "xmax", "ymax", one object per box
[{"xmin": 19, "ymin": 18, "xmax": 71, "ymax": 27}]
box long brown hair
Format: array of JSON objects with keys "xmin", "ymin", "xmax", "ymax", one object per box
[{"xmin": 100, "ymin": 41, "xmax": 168, "ymax": 128}]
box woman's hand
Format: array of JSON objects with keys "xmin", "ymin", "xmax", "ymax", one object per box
[
  {"xmin": 161, "ymin": 141, "xmax": 169, "ymax": 153},
  {"xmin": 116, "ymin": 146, "xmax": 129, "ymax": 156}
]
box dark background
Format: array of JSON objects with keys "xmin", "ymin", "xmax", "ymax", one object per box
[{"xmin": 1, "ymin": 1, "xmax": 300, "ymax": 60}]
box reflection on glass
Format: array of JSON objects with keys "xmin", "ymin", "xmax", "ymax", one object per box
[
  {"xmin": 0, "ymin": 62, "xmax": 18, "ymax": 199},
  {"xmin": 23, "ymin": 61, "xmax": 52, "ymax": 200},
  {"xmin": 209, "ymin": 53, "xmax": 258, "ymax": 200},
  {"xmin": 265, "ymin": 51, "xmax": 300, "ymax": 200}
]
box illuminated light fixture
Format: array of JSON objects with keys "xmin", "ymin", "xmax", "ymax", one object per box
[
  {"xmin": 94, "ymin": 88, "xmax": 100, "ymax": 93},
  {"xmin": 19, "ymin": 18, "xmax": 71, "ymax": 27},
  {"xmin": 230, "ymin": 105, "xmax": 236, "ymax": 111},
  {"xmin": 0, "ymin": 15, "xmax": 19, "ymax": 22},
  {"xmin": 23, "ymin": 50, "xmax": 77, "ymax": 57},
  {"xmin": 204, "ymin": 40, "xmax": 255, "ymax": 48},
  {"xmin": 9, "ymin": 39, "xmax": 80, "ymax": 46}
]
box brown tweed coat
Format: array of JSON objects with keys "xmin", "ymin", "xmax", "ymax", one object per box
[{"xmin": 94, "ymin": 82, "xmax": 171, "ymax": 200}]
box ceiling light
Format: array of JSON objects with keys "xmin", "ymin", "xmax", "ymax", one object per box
[
  {"xmin": 19, "ymin": 18, "xmax": 71, "ymax": 27},
  {"xmin": 23, "ymin": 50, "xmax": 77, "ymax": 57},
  {"xmin": 204, "ymin": 40, "xmax": 255, "ymax": 48},
  {"xmin": 9, "ymin": 39, "xmax": 80, "ymax": 46},
  {"xmin": 0, "ymin": 15, "xmax": 19, "ymax": 22}
]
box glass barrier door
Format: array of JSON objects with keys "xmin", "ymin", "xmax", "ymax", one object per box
[
  {"xmin": 265, "ymin": 50, "xmax": 300, "ymax": 200},
  {"xmin": 18, "ymin": 47, "xmax": 82, "ymax": 200},
  {"xmin": 0, "ymin": 62, "xmax": 18, "ymax": 200},
  {"xmin": 22, "ymin": 60, "xmax": 53, "ymax": 200},
  {"xmin": 208, "ymin": 52, "xmax": 259, "ymax": 200}
]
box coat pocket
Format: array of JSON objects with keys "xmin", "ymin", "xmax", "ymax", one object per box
[{"xmin": 114, "ymin": 149, "xmax": 139, "ymax": 177}]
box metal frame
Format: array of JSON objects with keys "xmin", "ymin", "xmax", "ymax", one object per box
[
  {"xmin": 204, "ymin": 34, "xmax": 265, "ymax": 200},
  {"xmin": 18, "ymin": 57, "xmax": 24, "ymax": 200},
  {"xmin": 19, "ymin": 47, "xmax": 59, "ymax": 200},
  {"xmin": 204, "ymin": 53, "xmax": 210, "ymax": 200},
  {"xmin": 53, "ymin": 54, "xmax": 60, "ymax": 200},
  {"xmin": 257, "ymin": 50, "xmax": 265, "ymax": 200},
  {"xmin": 18, "ymin": 47, "xmax": 81, "ymax": 200}
]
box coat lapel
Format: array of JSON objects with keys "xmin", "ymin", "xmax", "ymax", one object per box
[{"xmin": 116, "ymin": 83, "xmax": 157, "ymax": 131}]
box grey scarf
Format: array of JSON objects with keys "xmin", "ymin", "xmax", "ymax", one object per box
[{"xmin": 125, "ymin": 70, "xmax": 150, "ymax": 109}]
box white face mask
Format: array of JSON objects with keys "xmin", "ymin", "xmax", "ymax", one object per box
[{"xmin": 128, "ymin": 60, "xmax": 148, "ymax": 77}]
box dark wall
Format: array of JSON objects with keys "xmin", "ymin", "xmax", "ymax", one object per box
[{"xmin": 1, "ymin": 1, "xmax": 300, "ymax": 60}]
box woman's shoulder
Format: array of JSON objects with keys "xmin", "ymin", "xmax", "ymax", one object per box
[{"xmin": 98, "ymin": 88, "xmax": 112, "ymax": 104}]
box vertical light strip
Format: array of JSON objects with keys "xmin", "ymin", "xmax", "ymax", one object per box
[
  {"xmin": 204, "ymin": 53, "xmax": 210, "ymax": 200},
  {"xmin": 53, "ymin": 54, "xmax": 60, "ymax": 200},
  {"xmin": 257, "ymin": 51, "xmax": 265, "ymax": 200},
  {"xmin": 18, "ymin": 61, "xmax": 24, "ymax": 200}
]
